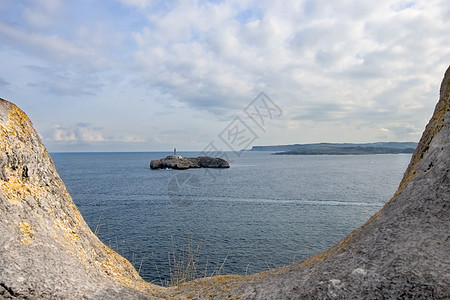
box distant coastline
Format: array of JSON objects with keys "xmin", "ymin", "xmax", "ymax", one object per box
[{"xmin": 250, "ymin": 142, "xmax": 417, "ymax": 155}]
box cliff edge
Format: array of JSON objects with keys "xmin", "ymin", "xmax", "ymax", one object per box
[
  {"xmin": 0, "ymin": 100, "xmax": 162, "ymax": 299},
  {"xmin": 1, "ymin": 65, "xmax": 449, "ymax": 299}
]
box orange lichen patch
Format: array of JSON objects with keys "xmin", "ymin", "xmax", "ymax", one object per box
[
  {"xmin": 0, "ymin": 104, "xmax": 35, "ymax": 154},
  {"xmin": 96, "ymin": 245, "xmax": 156, "ymax": 292},
  {"xmin": 299, "ymin": 206, "xmax": 386, "ymax": 268},
  {"xmin": 395, "ymin": 71, "xmax": 450, "ymax": 197},
  {"xmin": 299, "ymin": 247, "xmax": 334, "ymax": 267},
  {"xmin": 0, "ymin": 175, "xmax": 47, "ymax": 205},
  {"xmin": 19, "ymin": 221, "xmax": 34, "ymax": 245},
  {"xmin": 6, "ymin": 104, "xmax": 37, "ymax": 141},
  {"xmin": 51, "ymin": 212, "xmax": 93, "ymax": 267},
  {"xmin": 154, "ymin": 275, "xmax": 245, "ymax": 300},
  {"xmin": 296, "ymin": 229, "xmax": 359, "ymax": 267},
  {"xmin": 1, "ymin": 104, "xmax": 42, "ymax": 184},
  {"xmin": 0, "ymin": 104, "xmax": 45, "ymax": 176},
  {"xmin": 50, "ymin": 210, "xmax": 157, "ymax": 293},
  {"xmin": 0, "ymin": 100, "xmax": 167, "ymax": 295}
]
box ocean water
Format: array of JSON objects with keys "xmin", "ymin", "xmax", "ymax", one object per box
[{"xmin": 50, "ymin": 151, "xmax": 411, "ymax": 284}]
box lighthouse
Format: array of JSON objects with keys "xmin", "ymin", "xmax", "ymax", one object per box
[{"xmin": 172, "ymin": 148, "xmax": 182, "ymax": 159}]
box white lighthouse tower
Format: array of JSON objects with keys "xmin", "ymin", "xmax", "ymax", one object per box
[{"xmin": 173, "ymin": 148, "xmax": 182, "ymax": 159}]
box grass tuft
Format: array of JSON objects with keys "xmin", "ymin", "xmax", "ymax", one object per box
[{"xmin": 165, "ymin": 233, "xmax": 227, "ymax": 286}]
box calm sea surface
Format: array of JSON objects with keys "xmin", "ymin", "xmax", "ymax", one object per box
[{"xmin": 50, "ymin": 151, "xmax": 411, "ymax": 284}]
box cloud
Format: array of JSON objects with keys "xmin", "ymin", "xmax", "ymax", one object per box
[
  {"xmin": 0, "ymin": 77, "xmax": 10, "ymax": 87},
  {"xmin": 1, "ymin": 0, "xmax": 449, "ymax": 151},
  {"xmin": 33, "ymin": 79, "xmax": 104, "ymax": 97},
  {"xmin": 0, "ymin": 20, "xmax": 112, "ymax": 70},
  {"xmin": 22, "ymin": 0, "xmax": 62, "ymax": 28},
  {"xmin": 117, "ymin": 0, "xmax": 154, "ymax": 9},
  {"xmin": 127, "ymin": 0, "xmax": 449, "ymax": 119},
  {"xmin": 46, "ymin": 122, "xmax": 154, "ymax": 146},
  {"xmin": 120, "ymin": 135, "xmax": 147, "ymax": 143},
  {"xmin": 21, "ymin": 64, "xmax": 105, "ymax": 97},
  {"xmin": 50, "ymin": 123, "xmax": 105, "ymax": 144},
  {"xmin": 372, "ymin": 123, "xmax": 424, "ymax": 141}
]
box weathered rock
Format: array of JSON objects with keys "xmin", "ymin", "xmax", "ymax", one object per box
[
  {"xmin": 0, "ymin": 99, "xmax": 162, "ymax": 299},
  {"xmin": 1, "ymin": 65, "xmax": 449, "ymax": 299},
  {"xmin": 150, "ymin": 155, "xmax": 230, "ymax": 170}
]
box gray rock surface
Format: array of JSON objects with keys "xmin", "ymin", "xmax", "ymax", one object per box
[
  {"xmin": 0, "ymin": 99, "xmax": 162, "ymax": 299},
  {"xmin": 150, "ymin": 155, "xmax": 230, "ymax": 170},
  {"xmin": 0, "ymin": 65, "xmax": 449, "ymax": 299}
]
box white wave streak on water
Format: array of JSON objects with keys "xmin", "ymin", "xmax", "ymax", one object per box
[{"xmin": 195, "ymin": 196, "xmax": 384, "ymax": 207}]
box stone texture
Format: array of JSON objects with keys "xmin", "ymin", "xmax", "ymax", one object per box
[
  {"xmin": 1, "ymin": 65, "xmax": 449, "ymax": 299},
  {"xmin": 0, "ymin": 99, "xmax": 162, "ymax": 299},
  {"xmin": 150, "ymin": 156, "xmax": 230, "ymax": 170}
]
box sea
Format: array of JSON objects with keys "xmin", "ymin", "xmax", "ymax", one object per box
[{"xmin": 50, "ymin": 151, "xmax": 411, "ymax": 285}]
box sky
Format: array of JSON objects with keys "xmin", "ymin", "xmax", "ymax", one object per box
[{"xmin": 0, "ymin": 0, "xmax": 449, "ymax": 152}]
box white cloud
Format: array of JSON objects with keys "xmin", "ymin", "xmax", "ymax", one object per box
[
  {"xmin": 50, "ymin": 123, "xmax": 105, "ymax": 144},
  {"xmin": 22, "ymin": 0, "xmax": 62, "ymax": 28},
  {"xmin": 128, "ymin": 0, "xmax": 449, "ymax": 118},
  {"xmin": 0, "ymin": 77, "xmax": 10, "ymax": 87},
  {"xmin": 1, "ymin": 0, "xmax": 449, "ymax": 151},
  {"xmin": 47, "ymin": 123, "xmax": 155, "ymax": 146},
  {"xmin": 26, "ymin": 67, "xmax": 105, "ymax": 97},
  {"xmin": 53, "ymin": 125, "xmax": 77, "ymax": 142},
  {"xmin": 120, "ymin": 136, "xmax": 147, "ymax": 143},
  {"xmin": 117, "ymin": 0, "xmax": 154, "ymax": 9},
  {"xmin": 0, "ymin": 21, "xmax": 110, "ymax": 69}
]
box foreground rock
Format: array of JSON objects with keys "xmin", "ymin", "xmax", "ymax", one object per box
[
  {"xmin": 0, "ymin": 65, "xmax": 449, "ymax": 299},
  {"xmin": 0, "ymin": 99, "xmax": 162, "ymax": 299},
  {"xmin": 150, "ymin": 155, "xmax": 230, "ymax": 170}
]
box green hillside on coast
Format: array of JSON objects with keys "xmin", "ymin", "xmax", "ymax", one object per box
[{"xmin": 250, "ymin": 142, "xmax": 417, "ymax": 155}]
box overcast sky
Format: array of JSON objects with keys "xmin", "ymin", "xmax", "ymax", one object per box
[{"xmin": 1, "ymin": 0, "xmax": 449, "ymax": 152}]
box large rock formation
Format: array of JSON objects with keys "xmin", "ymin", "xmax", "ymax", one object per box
[
  {"xmin": 150, "ymin": 156, "xmax": 230, "ymax": 170},
  {"xmin": 0, "ymin": 65, "xmax": 449, "ymax": 299},
  {"xmin": 0, "ymin": 100, "xmax": 163, "ymax": 299}
]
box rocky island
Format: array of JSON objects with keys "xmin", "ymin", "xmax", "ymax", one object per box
[{"xmin": 150, "ymin": 154, "xmax": 230, "ymax": 170}]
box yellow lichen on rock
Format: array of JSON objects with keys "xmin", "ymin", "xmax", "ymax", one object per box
[
  {"xmin": 0, "ymin": 174, "xmax": 46, "ymax": 206},
  {"xmin": 96, "ymin": 246, "xmax": 155, "ymax": 292},
  {"xmin": 19, "ymin": 221, "xmax": 34, "ymax": 245},
  {"xmin": 0, "ymin": 103, "xmax": 47, "ymax": 205},
  {"xmin": 395, "ymin": 66, "xmax": 450, "ymax": 197},
  {"xmin": 6, "ymin": 104, "xmax": 36, "ymax": 145},
  {"xmin": 0, "ymin": 104, "xmax": 33, "ymax": 153}
]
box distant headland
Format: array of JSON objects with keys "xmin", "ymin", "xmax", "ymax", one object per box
[{"xmin": 250, "ymin": 142, "xmax": 417, "ymax": 155}]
